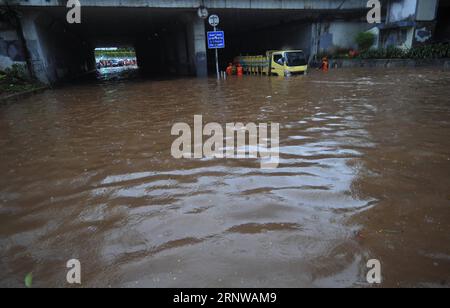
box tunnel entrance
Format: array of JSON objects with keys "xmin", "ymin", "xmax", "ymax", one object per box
[
  {"xmin": 19, "ymin": 7, "xmax": 207, "ymax": 83},
  {"xmin": 75, "ymin": 8, "xmax": 202, "ymax": 78}
]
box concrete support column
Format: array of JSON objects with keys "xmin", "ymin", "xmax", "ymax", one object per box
[
  {"xmin": 20, "ymin": 12, "xmax": 50, "ymax": 84},
  {"xmin": 187, "ymin": 15, "xmax": 208, "ymax": 78},
  {"xmin": 20, "ymin": 11, "xmax": 95, "ymax": 84}
]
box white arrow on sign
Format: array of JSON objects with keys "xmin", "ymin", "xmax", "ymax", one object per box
[{"xmin": 208, "ymin": 15, "xmax": 220, "ymax": 27}]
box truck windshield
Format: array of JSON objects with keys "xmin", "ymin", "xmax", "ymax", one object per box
[{"xmin": 285, "ymin": 52, "xmax": 307, "ymax": 67}]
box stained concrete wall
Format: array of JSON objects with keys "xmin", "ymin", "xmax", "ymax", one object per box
[
  {"xmin": 380, "ymin": 0, "xmax": 440, "ymax": 48},
  {"xmin": 311, "ymin": 21, "xmax": 371, "ymax": 58},
  {"xmin": 329, "ymin": 22, "xmax": 371, "ymax": 48},
  {"xmin": 386, "ymin": 0, "xmax": 439, "ymax": 23},
  {"xmin": 380, "ymin": 26, "xmax": 415, "ymax": 49},
  {"xmin": 387, "ymin": 0, "xmax": 417, "ymax": 23},
  {"xmin": 0, "ymin": 22, "xmax": 26, "ymax": 71},
  {"xmin": 188, "ymin": 16, "xmax": 208, "ymax": 78},
  {"xmin": 416, "ymin": 0, "xmax": 439, "ymax": 21},
  {"xmin": 20, "ymin": 11, "xmax": 95, "ymax": 84}
]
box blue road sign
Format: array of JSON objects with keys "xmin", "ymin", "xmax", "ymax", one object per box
[{"xmin": 207, "ymin": 31, "xmax": 225, "ymax": 49}]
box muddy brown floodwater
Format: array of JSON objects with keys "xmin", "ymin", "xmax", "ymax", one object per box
[{"xmin": 0, "ymin": 68, "xmax": 449, "ymax": 288}]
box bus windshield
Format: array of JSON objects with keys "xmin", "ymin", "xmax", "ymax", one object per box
[{"xmin": 285, "ymin": 52, "xmax": 307, "ymax": 67}]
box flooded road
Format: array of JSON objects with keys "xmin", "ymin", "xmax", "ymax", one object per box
[{"xmin": 0, "ymin": 68, "xmax": 449, "ymax": 287}]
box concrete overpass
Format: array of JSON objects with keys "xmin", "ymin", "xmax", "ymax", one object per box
[
  {"xmin": 1, "ymin": 0, "xmax": 373, "ymax": 83},
  {"xmin": 15, "ymin": 0, "xmax": 371, "ymax": 10}
]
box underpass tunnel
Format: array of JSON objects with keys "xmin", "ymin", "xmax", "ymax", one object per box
[
  {"xmin": 18, "ymin": 6, "xmax": 369, "ymax": 83},
  {"xmin": 19, "ymin": 7, "xmax": 208, "ymax": 83},
  {"xmin": 206, "ymin": 9, "xmax": 314, "ymax": 71},
  {"xmin": 65, "ymin": 7, "xmax": 207, "ymax": 78},
  {"xmin": 207, "ymin": 9, "xmax": 370, "ymax": 72}
]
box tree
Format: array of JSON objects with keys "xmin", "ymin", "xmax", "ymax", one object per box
[{"xmin": 355, "ymin": 32, "xmax": 376, "ymax": 52}]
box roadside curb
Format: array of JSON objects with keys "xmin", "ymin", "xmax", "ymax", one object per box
[{"xmin": 0, "ymin": 86, "xmax": 49, "ymax": 103}]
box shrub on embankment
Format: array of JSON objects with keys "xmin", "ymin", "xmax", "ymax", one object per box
[
  {"xmin": 359, "ymin": 44, "xmax": 450, "ymax": 60},
  {"xmin": 355, "ymin": 32, "xmax": 376, "ymax": 52},
  {"xmin": 0, "ymin": 64, "xmax": 43, "ymax": 97},
  {"xmin": 323, "ymin": 43, "xmax": 450, "ymax": 61}
]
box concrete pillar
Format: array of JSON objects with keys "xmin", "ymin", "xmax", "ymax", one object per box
[
  {"xmin": 20, "ymin": 11, "xmax": 95, "ymax": 84},
  {"xmin": 187, "ymin": 15, "xmax": 208, "ymax": 78},
  {"xmin": 20, "ymin": 12, "xmax": 51, "ymax": 84},
  {"xmin": 310, "ymin": 23, "xmax": 322, "ymax": 62}
]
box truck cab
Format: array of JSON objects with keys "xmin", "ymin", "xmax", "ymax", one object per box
[{"xmin": 269, "ymin": 50, "xmax": 308, "ymax": 76}]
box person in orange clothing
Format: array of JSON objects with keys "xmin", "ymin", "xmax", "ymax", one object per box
[
  {"xmin": 320, "ymin": 57, "xmax": 329, "ymax": 72},
  {"xmin": 236, "ymin": 64, "xmax": 244, "ymax": 76},
  {"xmin": 226, "ymin": 63, "xmax": 233, "ymax": 76}
]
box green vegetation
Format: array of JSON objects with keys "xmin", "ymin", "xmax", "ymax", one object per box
[
  {"xmin": 24, "ymin": 272, "xmax": 33, "ymax": 288},
  {"xmin": 95, "ymin": 48, "xmax": 136, "ymax": 58},
  {"xmin": 360, "ymin": 46, "xmax": 405, "ymax": 59},
  {"xmin": 320, "ymin": 43, "xmax": 450, "ymax": 61},
  {"xmin": 355, "ymin": 32, "xmax": 376, "ymax": 52},
  {"xmin": 0, "ymin": 64, "xmax": 43, "ymax": 98},
  {"xmin": 359, "ymin": 44, "xmax": 450, "ymax": 59}
]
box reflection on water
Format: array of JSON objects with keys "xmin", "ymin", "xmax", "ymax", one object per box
[
  {"xmin": 96, "ymin": 66, "xmax": 139, "ymax": 82},
  {"xmin": 0, "ymin": 68, "xmax": 449, "ymax": 287}
]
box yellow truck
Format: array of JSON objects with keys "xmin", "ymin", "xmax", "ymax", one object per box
[{"xmin": 235, "ymin": 50, "xmax": 308, "ymax": 76}]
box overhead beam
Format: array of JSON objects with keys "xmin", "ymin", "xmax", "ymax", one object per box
[{"xmin": 14, "ymin": 0, "xmax": 369, "ymax": 11}]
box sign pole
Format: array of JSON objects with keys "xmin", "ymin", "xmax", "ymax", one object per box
[
  {"xmin": 207, "ymin": 15, "xmax": 223, "ymax": 80},
  {"xmin": 214, "ymin": 26, "xmax": 220, "ymax": 80}
]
